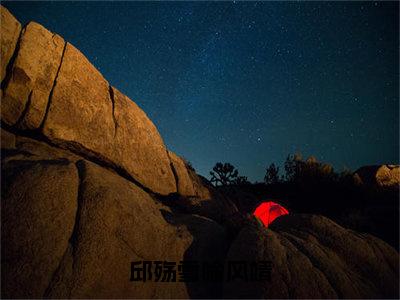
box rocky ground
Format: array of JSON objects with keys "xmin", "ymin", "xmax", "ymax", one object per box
[{"xmin": 1, "ymin": 6, "xmax": 398, "ymax": 299}]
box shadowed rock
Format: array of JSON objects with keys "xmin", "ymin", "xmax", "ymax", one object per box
[
  {"xmin": 44, "ymin": 159, "xmax": 192, "ymax": 298},
  {"xmin": 1, "ymin": 129, "xmax": 229, "ymax": 298},
  {"xmin": 223, "ymin": 214, "xmax": 399, "ymax": 299},
  {"xmin": 354, "ymin": 165, "xmax": 400, "ymax": 188},
  {"xmin": 1, "ymin": 128, "xmax": 16, "ymax": 149}
]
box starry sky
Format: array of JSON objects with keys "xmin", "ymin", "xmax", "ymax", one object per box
[{"xmin": 4, "ymin": 1, "xmax": 399, "ymax": 182}]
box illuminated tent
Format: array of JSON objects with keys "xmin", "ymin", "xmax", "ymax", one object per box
[{"xmin": 253, "ymin": 201, "xmax": 289, "ymax": 228}]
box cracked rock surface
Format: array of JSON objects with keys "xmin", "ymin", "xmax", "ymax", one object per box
[
  {"xmin": 223, "ymin": 214, "xmax": 399, "ymax": 299},
  {"xmin": 1, "ymin": 130, "xmax": 227, "ymax": 298}
]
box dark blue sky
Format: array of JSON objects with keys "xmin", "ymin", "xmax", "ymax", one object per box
[{"xmin": 4, "ymin": 1, "xmax": 399, "ymax": 182}]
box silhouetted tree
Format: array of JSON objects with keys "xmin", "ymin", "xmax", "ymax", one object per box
[
  {"xmin": 284, "ymin": 153, "xmax": 303, "ymax": 182},
  {"xmin": 283, "ymin": 153, "xmax": 336, "ymax": 184},
  {"xmin": 264, "ymin": 163, "xmax": 280, "ymax": 184},
  {"xmin": 210, "ymin": 162, "xmax": 246, "ymax": 186}
]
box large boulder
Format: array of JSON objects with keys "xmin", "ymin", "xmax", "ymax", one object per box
[
  {"xmin": 1, "ymin": 136, "xmax": 228, "ymax": 298},
  {"xmin": 0, "ymin": 5, "xmax": 21, "ymax": 83},
  {"xmin": 37, "ymin": 41, "xmax": 176, "ymax": 195},
  {"xmin": 1, "ymin": 158, "xmax": 79, "ymax": 299},
  {"xmin": 223, "ymin": 214, "xmax": 399, "ymax": 299},
  {"xmin": 0, "ymin": 5, "xmax": 219, "ymax": 197},
  {"xmin": 110, "ymin": 86, "xmax": 176, "ymax": 195},
  {"xmin": 354, "ymin": 165, "xmax": 399, "ymax": 188},
  {"xmin": 40, "ymin": 42, "xmax": 116, "ymax": 162},
  {"xmin": 168, "ymin": 151, "xmax": 196, "ymax": 196},
  {"xmin": 160, "ymin": 165, "xmax": 240, "ymax": 227},
  {"xmin": 0, "ymin": 6, "xmax": 177, "ymax": 196},
  {"xmin": 187, "ymin": 167, "xmax": 213, "ymax": 200},
  {"xmin": 44, "ymin": 159, "xmax": 191, "ymax": 299},
  {"xmin": 1, "ymin": 21, "xmax": 64, "ymax": 128}
]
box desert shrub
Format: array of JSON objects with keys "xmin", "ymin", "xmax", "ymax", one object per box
[{"xmin": 264, "ymin": 163, "xmax": 281, "ymax": 184}]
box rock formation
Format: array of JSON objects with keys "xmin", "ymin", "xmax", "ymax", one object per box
[
  {"xmin": 1, "ymin": 7, "xmax": 177, "ymax": 196},
  {"xmin": 354, "ymin": 165, "xmax": 400, "ymax": 188},
  {"xmin": 0, "ymin": 6, "xmax": 20, "ymax": 83},
  {"xmin": 224, "ymin": 214, "xmax": 399, "ymax": 299},
  {"xmin": 1, "ymin": 6, "xmax": 398, "ymax": 299}
]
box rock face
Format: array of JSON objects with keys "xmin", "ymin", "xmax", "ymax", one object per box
[
  {"xmin": 223, "ymin": 214, "xmax": 399, "ymax": 299},
  {"xmin": 2, "ymin": 158, "xmax": 79, "ymax": 298},
  {"xmin": 0, "ymin": 112, "xmax": 234, "ymax": 298},
  {"xmin": 43, "ymin": 159, "xmax": 217, "ymax": 299},
  {"xmin": 354, "ymin": 165, "xmax": 400, "ymax": 188},
  {"xmin": 110, "ymin": 86, "xmax": 176, "ymax": 195},
  {"xmin": 1, "ymin": 21, "xmax": 64, "ymax": 128},
  {"xmin": 168, "ymin": 151, "xmax": 196, "ymax": 196},
  {"xmin": 0, "ymin": 6, "xmax": 21, "ymax": 83},
  {"xmin": 0, "ymin": 6, "xmax": 231, "ymax": 298},
  {"xmin": 0, "ymin": 6, "xmax": 176, "ymax": 196},
  {"xmin": 1, "ymin": 6, "xmax": 398, "ymax": 299},
  {"xmin": 1, "ymin": 130, "xmax": 228, "ymax": 299},
  {"xmin": 41, "ymin": 42, "xmax": 176, "ymax": 195}
]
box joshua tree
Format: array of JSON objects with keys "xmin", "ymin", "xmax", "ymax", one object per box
[
  {"xmin": 210, "ymin": 162, "xmax": 244, "ymax": 186},
  {"xmin": 284, "ymin": 153, "xmax": 303, "ymax": 182}
]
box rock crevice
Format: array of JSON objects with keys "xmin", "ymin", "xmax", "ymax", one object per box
[
  {"xmin": 14, "ymin": 89, "xmax": 32, "ymax": 127},
  {"xmin": 1, "ymin": 21, "xmax": 65, "ymax": 128},
  {"xmin": 0, "ymin": 6, "xmax": 22, "ymax": 87},
  {"xmin": 39, "ymin": 40, "xmax": 67, "ymax": 131},
  {"xmin": 108, "ymin": 85, "xmax": 118, "ymax": 136}
]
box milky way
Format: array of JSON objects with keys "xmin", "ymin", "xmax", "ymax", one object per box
[{"xmin": 5, "ymin": 1, "xmax": 398, "ymax": 181}]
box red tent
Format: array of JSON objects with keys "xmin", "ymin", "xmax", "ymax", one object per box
[{"xmin": 253, "ymin": 201, "xmax": 289, "ymax": 228}]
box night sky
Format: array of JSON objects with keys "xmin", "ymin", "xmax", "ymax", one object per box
[{"xmin": 4, "ymin": 1, "xmax": 399, "ymax": 182}]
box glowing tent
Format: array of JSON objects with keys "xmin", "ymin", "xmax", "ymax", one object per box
[{"xmin": 253, "ymin": 201, "xmax": 289, "ymax": 228}]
